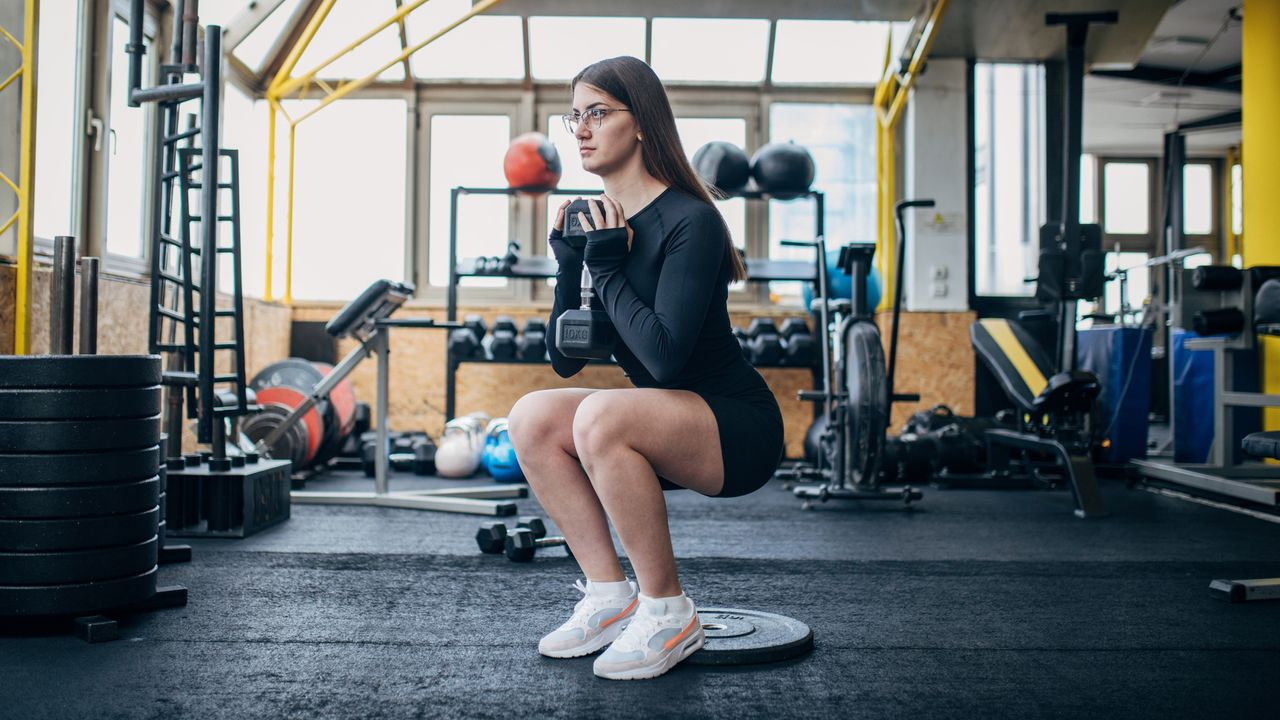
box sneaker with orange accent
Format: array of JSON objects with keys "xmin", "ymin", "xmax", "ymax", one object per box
[
  {"xmin": 538, "ymin": 579, "xmax": 639, "ymax": 659},
  {"xmin": 592, "ymin": 595, "xmax": 704, "ymax": 680}
]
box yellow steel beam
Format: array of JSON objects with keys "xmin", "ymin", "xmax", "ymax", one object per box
[
  {"xmin": 265, "ymin": 98, "xmax": 280, "ymax": 300},
  {"xmin": 3, "ymin": 0, "xmax": 39, "ymax": 354},
  {"xmin": 269, "ymin": 0, "xmax": 338, "ymax": 94}
]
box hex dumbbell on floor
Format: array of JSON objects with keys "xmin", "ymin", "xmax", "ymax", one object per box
[
  {"xmin": 746, "ymin": 318, "xmax": 784, "ymax": 366},
  {"xmin": 475, "ymin": 517, "xmax": 547, "ymax": 554},
  {"xmin": 505, "ymin": 527, "xmax": 573, "ymax": 562},
  {"xmin": 779, "ymin": 317, "xmax": 814, "ymax": 366}
]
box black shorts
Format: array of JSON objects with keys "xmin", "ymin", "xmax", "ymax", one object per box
[{"xmin": 658, "ymin": 388, "xmax": 784, "ymax": 498}]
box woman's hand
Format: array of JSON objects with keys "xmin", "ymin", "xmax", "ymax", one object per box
[
  {"xmin": 580, "ymin": 194, "xmax": 633, "ymax": 251},
  {"xmin": 548, "ymin": 198, "xmax": 583, "ymax": 267},
  {"xmin": 553, "ymin": 199, "xmax": 571, "ymax": 233}
]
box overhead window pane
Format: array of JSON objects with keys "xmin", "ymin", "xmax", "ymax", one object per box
[
  {"xmin": 198, "ymin": 0, "xmax": 250, "ymax": 29},
  {"xmin": 409, "ymin": 16, "xmax": 524, "ymax": 79},
  {"xmin": 429, "ymin": 115, "xmax": 511, "ymax": 288},
  {"xmin": 235, "ymin": 0, "xmax": 304, "ymax": 71},
  {"xmin": 1080, "ymin": 154, "xmax": 1096, "ymax": 224},
  {"xmin": 1183, "ymin": 163, "xmax": 1213, "ymax": 235},
  {"xmin": 293, "ymin": 0, "xmax": 404, "ymax": 81},
  {"xmin": 772, "ymin": 20, "xmax": 906, "ymax": 85},
  {"xmin": 33, "ymin": 0, "xmax": 80, "ymax": 243},
  {"xmin": 650, "ymin": 19, "xmax": 769, "ymax": 83},
  {"xmin": 528, "ymin": 17, "xmax": 645, "ymax": 80},
  {"xmin": 1232, "ymin": 162, "xmax": 1242, "ymax": 236},
  {"xmin": 106, "ymin": 17, "xmax": 151, "ymax": 260},
  {"xmin": 282, "ymin": 99, "xmax": 407, "ymax": 300},
  {"xmin": 769, "ymin": 103, "xmax": 877, "ymax": 302},
  {"xmin": 973, "ymin": 63, "xmax": 1045, "ymax": 297},
  {"xmin": 1103, "ymin": 162, "xmax": 1149, "ymax": 235}
]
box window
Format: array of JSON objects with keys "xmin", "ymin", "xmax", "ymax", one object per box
[
  {"xmin": 292, "ymin": 0, "xmax": 404, "ymax": 82},
  {"xmin": 1104, "ymin": 252, "xmax": 1150, "ymax": 317},
  {"xmin": 105, "ymin": 16, "xmax": 153, "ymax": 260},
  {"xmin": 1183, "ymin": 163, "xmax": 1213, "ymax": 236},
  {"xmin": 1231, "ymin": 162, "xmax": 1242, "ymax": 236},
  {"xmin": 428, "ymin": 114, "xmax": 511, "ymax": 288},
  {"xmin": 408, "ymin": 0, "xmax": 523, "ymax": 80},
  {"xmin": 32, "ymin": 1, "xmax": 82, "ymax": 244},
  {"xmin": 281, "ymin": 98, "xmax": 408, "ymax": 300},
  {"xmin": 1102, "ymin": 162, "xmax": 1149, "ymax": 235},
  {"xmin": 528, "ymin": 17, "xmax": 646, "ymax": 80},
  {"xmin": 222, "ymin": 84, "xmax": 269, "ymax": 297},
  {"xmin": 1080, "ymin": 154, "xmax": 1096, "ymax": 224},
  {"xmin": 769, "ymin": 103, "xmax": 876, "ymax": 302},
  {"xmin": 771, "ymin": 21, "xmax": 909, "ymax": 85},
  {"xmin": 973, "ymin": 63, "xmax": 1045, "ymax": 297},
  {"xmin": 234, "ymin": 0, "xmax": 305, "ymax": 71},
  {"xmin": 651, "ymin": 19, "xmax": 770, "ymax": 83}
]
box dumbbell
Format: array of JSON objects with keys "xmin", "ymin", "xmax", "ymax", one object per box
[
  {"xmin": 505, "ymin": 527, "xmax": 573, "ymax": 562},
  {"xmin": 779, "ymin": 317, "xmax": 814, "ymax": 366},
  {"xmin": 517, "ymin": 318, "xmax": 548, "ymax": 362},
  {"xmin": 410, "ymin": 437, "xmax": 436, "ymax": 475},
  {"xmin": 475, "ymin": 517, "xmax": 547, "ymax": 554},
  {"xmin": 556, "ymin": 265, "xmax": 616, "ymax": 359},
  {"xmin": 746, "ymin": 318, "xmax": 784, "ymax": 366},
  {"xmin": 488, "ymin": 316, "xmax": 518, "ymax": 361},
  {"xmin": 464, "ymin": 314, "xmax": 487, "ymax": 343},
  {"xmin": 449, "ymin": 328, "xmax": 482, "ymax": 360}
]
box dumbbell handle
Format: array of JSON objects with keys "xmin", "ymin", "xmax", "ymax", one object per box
[{"xmin": 578, "ymin": 265, "xmax": 596, "ymax": 310}]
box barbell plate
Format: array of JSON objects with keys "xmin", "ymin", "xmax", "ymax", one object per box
[
  {"xmin": 0, "ymin": 355, "xmax": 161, "ymax": 389},
  {"xmin": 0, "ymin": 506, "xmax": 159, "ymax": 552},
  {"xmin": 0, "ymin": 447, "xmax": 160, "ymax": 487},
  {"xmin": 842, "ymin": 320, "xmax": 888, "ymax": 487},
  {"xmin": 686, "ymin": 608, "xmax": 814, "ymax": 666},
  {"xmin": 0, "ymin": 386, "xmax": 162, "ymax": 421},
  {"xmin": 0, "ymin": 536, "xmax": 157, "ymax": 585},
  {"xmin": 0, "ymin": 477, "xmax": 161, "ymax": 519},
  {"xmin": 0, "ymin": 416, "xmax": 161, "ymax": 452},
  {"xmin": 0, "ymin": 566, "xmax": 157, "ymax": 617}
]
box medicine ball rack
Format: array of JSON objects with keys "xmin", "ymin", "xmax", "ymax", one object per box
[{"xmin": 443, "ymin": 186, "xmax": 825, "ymax": 420}]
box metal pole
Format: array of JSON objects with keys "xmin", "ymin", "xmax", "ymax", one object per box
[
  {"xmin": 376, "ymin": 329, "xmax": 391, "ymax": 495},
  {"xmin": 50, "ymin": 236, "xmax": 77, "ymax": 354},
  {"xmin": 126, "ymin": 0, "xmax": 146, "ymax": 107},
  {"xmin": 78, "ymin": 257, "xmax": 99, "ymax": 354},
  {"xmin": 197, "ymin": 27, "xmax": 222, "ymax": 443}
]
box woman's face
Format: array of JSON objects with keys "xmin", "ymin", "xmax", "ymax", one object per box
[{"xmin": 570, "ymin": 83, "xmax": 640, "ymax": 177}]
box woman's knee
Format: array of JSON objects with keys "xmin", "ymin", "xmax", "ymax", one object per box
[
  {"xmin": 508, "ymin": 391, "xmax": 574, "ymax": 455},
  {"xmin": 571, "ymin": 392, "xmax": 626, "ymax": 463}
]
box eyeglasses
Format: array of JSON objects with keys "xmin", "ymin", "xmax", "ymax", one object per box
[{"xmin": 561, "ymin": 107, "xmax": 630, "ymax": 134}]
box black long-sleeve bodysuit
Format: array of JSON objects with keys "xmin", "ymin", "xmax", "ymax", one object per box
[{"xmin": 547, "ymin": 188, "xmax": 783, "ymax": 498}]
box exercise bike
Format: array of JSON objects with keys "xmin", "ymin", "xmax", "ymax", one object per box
[{"xmin": 776, "ymin": 200, "xmax": 934, "ymax": 508}]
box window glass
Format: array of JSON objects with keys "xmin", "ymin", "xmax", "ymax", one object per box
[
  {"xmin": 33, "ymin": 0, "xmax": 80, "ymax": 244},
  {"xmin": 772, "ymin": 21, "xmax": 908, "ymax": 85},
  {"xmin": 1231, "ymin": 162, "xmax": 1242, "ymax": 237},
  {"xmin": 1183, "ymin": 163, "xmax": 1213, "ymax": 236},
  {"xmin": 1079, "ymin": 154, "xmax": 1096, "ymax": 224},
  {"xmin": 106, "ymin": 17, "xmax": 151, "ymax": 259},
  {"xmin": 650, "ymin": 19, "xmax": 770, "ymax": 83},
  {"xmin": 280, "ymin": 99, "xmax": 408, "ymax": 300},
  {"xmin": 429, "ymin": 115, "xmax": 511, "ymax": 288},
  {"xmin": 1104, "ymin": 252, "xmax": 1149, "ymax": 316},
  {"xmin": 407, "ymin": 0, "xmax": 523, "ymax": 80},
  {"xmin": 528, "ymin": 17, "xmax": 645, "ymax": 80},
  {"xmin": 221, "ymin": 85, "xmax": 269, "ymax": 296},
  {"xmin": 292, "ymin": 0, "xmax": 404, "ymax": 82},
  {"xmin": 768, "ymin": 103, "xmax": 876, "ymax": 302},
  {"xmin": 234, "ymin": 0, "xmax": 305, "ymax": 71},
  {"xmin": 1103, "ymin": 162, "xmax": 1149, "ymax": 235},
  {"xmin": 973, "ymin": 63, "xmax": 1045, "ymax": 296}
]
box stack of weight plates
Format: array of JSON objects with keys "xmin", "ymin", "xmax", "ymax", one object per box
[{"xmin": 0, "ymin": 355, "xmax": 163, "ymax": 617}]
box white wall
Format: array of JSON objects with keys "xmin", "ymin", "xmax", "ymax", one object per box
[{"xmin": 903, "ymin": 57, "xmax": 969, "ymax": 311}]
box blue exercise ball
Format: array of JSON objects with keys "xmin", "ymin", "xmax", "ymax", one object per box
[
  {"xmin": 801, "ymin": 251, "xmax": 882, "ymax": 312},
  {"xmin": 483, "ymin": 418, "xmax": 526, "ymax": 483}
]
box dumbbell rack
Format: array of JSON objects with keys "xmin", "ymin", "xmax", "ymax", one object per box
[{"xmin": 443, "ymin": 186, "xmax": 826, "ymax": 420}]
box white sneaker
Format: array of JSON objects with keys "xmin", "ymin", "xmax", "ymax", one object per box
[
  {"xmin": 593, "ymin": 595, "xmax": 704, "ymax": 680},
  {"xmin": 538, "ymin": 579, "xmax": 639, "ymax": 659}
]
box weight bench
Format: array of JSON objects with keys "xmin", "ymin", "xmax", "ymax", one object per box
[
  {"xmin": 970, "ymin": 318, "xmax": 1106, "ymax": 518},
  {"xmin": 1209, "ymin": 431, "xmax": 1280, "ymax": 602},
  {"xmin": 263, "ymin": 279, "xmax": 527, "ymax": 516}
]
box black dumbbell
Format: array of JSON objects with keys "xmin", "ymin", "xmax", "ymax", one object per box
[
  {"xmin": 449, "ymin": 328, "xmax": 482, "ymax": 360},
  {"xmin": 505, "ymin": 527, "xmax": 573, "ymax": 562},
  {"xmin": 555, "ymin": 266, "xmax": 616, "ymax": 359},
  {"xmin": 488, "ymin": 316, "xmax": 518, "ymax": 361},
  {"xmin": 779, "ymin": 317, "xmax": 814, "ymax": 366},
  {"xmin": 517, "ymin": 318, "xmax": 548, "ymax": 362},
  {"xmin": 464, "ymin": 314, "xmax": 487, "ymax": 343},
  {"xmin": 411, "ymin": 437, "xmax": 436, "ymax": 475},
  {"xmin": 475, "ymin": 517, "xmax": 547, "ymax": 554},
  {"xmin": 746, "ymin": 318, "xmax": 783, "ymax": 366}
]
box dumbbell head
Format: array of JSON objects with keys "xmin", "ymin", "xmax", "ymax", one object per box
[
  {"xmin": 464, "ymin": 314, "xmax": 488, "ymax": 343},
  {"xmin": 517, "ymin": 515, "xmax": 546, "ymax": 539},
  {"xmin": 523, "ymin": 318, "xmax": 547, "ymax": 335},
  {"xmin": 782, "ymin": 333, "xmax": 814, "ymax": 366},
  {"xmin": 555, "ymin": 308, "xmax": 616, "ymax": 360},
  {"xmin": 748, "ymin": 333, "xmax": 784, "ymax": 366},
  {"xmin": 476, "ymin": 521, "xmax": 508, "ymax": 554},
  {"xmin": 449, "ymin": 328, "xmax": 481, "ymax": 359},
  {"xmin": 504, "ymin": 527, "xmax": 539, "ymax": 562},
  {"xmin": 492, "ymin": 315, "xmax": 518, "ymax": 334},
  {"xmin": 747, "ymin": 317, "xmax": 779, "ymax": 339},
  {"xmin": 489, "ymin": 327, "xmax": 517, "ymax": 361},
  {"xmin": 779, "ymin": 317, "xmax": 810, "ymax": 340}
]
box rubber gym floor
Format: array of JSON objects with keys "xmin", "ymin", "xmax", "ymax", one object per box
[{"xmin": 3, "ymin": 473, "xmax": 1279, "ymax": 720}]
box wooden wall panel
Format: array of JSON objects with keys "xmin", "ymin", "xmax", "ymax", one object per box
[{"xmin": 876, "ymin": 310, "xmax": 976, "ymax": 429}]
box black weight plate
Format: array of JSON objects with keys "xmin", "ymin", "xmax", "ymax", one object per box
[
  {"xmin": 0, "ymin": 415, "xmax": 161, "ymax": 452},
  {"xmin": 687, "ymin": 608, "xmax": 814, "ymax": 666},
  {"xmin": 842, "ymin": 320, "xmax": 888, "ymax": 488},
  {"xmin": 0, "ymin": 566, "xmax": 157, "ymax": 618},
  {"xmin": 0, "ymin": 536, "xmax": 157, "ymax": 585},
  {"xmin": 0, "ymin": 446, "xmax": 160, "ymax": 487},
  {"xmin": 0, "ymin": 477, "xmax": 160, "ymax": 519},
  {"xmin": 0, "ymin": 386, "xmax": 162, "ymax": 421},
  {"xmin": 0, "ymin": 355, "xmax": 161, "ymax": 389},
  {"xmin": 0, "ymin": 506, "xmax": 159, "ymax": 552}
]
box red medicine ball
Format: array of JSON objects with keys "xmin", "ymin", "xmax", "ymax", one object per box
[{"xmin": 504, "ymin": 132, "xmax": 562, "ymax": 193}]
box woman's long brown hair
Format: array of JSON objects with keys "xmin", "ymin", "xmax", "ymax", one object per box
[{"xmin": 571, "ymin": 56, "xmax": 748, "ymax": 283}]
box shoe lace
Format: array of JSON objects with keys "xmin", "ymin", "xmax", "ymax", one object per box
[{"xmin": 610, "ymin": 607, "xmax": 666, "ymax": 653}]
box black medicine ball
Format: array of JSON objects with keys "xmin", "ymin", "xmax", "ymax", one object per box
[
  {"xmin": 751, "ymin": 142, "xmax": 816, "ymax": 198},
  {"xmin": 692, "ymin": 141, "xmax": 751, "ymax": 193}
]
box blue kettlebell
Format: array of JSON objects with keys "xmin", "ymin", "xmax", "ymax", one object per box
[{"xmin": 483, "ymin": 418, "xmax": 526, "ymax": 483}]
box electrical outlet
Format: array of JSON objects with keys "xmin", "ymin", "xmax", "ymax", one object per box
[
  {"xmin": 930, "ymin": 265, "xmax": 948, "ymax": 280},
  {"xmin": 931, "ymin": 281, "xmax": 947, "ymax": 297}
]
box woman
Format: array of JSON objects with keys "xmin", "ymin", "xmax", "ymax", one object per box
[{"xmin": 507, "ymin": 56, "xmax": 784, "ymax": 681}]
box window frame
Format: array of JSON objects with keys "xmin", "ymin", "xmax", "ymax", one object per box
[{"xmin": 1097, "ymin": 156, "xmax": 1158, "ymax": 252}]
